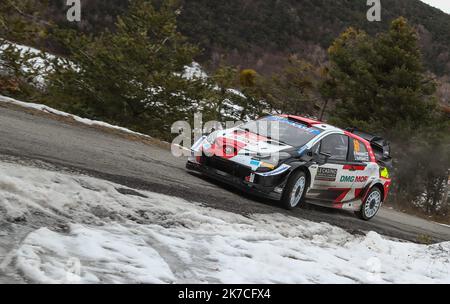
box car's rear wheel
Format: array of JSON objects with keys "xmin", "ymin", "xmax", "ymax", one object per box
[
  {"xmin": 355, "ymin": 187, "xmax": 382, "ymax": 221},
  {"xmin": 281, "ymin": 171, "xmax": 307, "ymax": 210}
]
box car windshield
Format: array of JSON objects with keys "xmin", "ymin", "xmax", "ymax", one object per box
[{"xmin": 239, "ymin": 116, "xmax": 321, "ymax": 147}]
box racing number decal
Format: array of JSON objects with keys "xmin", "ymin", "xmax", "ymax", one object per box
[
  {"xmin": 354, "ymin": 139, "xmax": 360, "ymax": 152},
  {"xmin": 353, "ymin": 139, "xmax": 370, "ymax": 162}
]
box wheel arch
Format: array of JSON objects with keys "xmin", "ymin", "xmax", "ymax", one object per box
[
  {"xmin": 368, "ymin": 182, "xmax": 385, "ymax": 202},
  {"xmin": 288, "ymin": 164, "xmax": 312, "ymax": 189}
]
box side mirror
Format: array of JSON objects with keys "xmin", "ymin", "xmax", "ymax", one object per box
[
  {"xmin": 313, "ymin": 151, "xmax": 331, "ymax": 166},
  {"xmin": 320, "ymin": 152, "xmax": 332, "ymax": 159}
]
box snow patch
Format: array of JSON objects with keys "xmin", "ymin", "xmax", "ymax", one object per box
[
  {"xmin": 0, "ymin": 42, "xmax": 53, "ymax": 73},
  {"xmin": 0, "ymin": 161, "xmax": 449, "ymax": 284},
  {"xmin": 16, "ymin": 225, "xmax": 175, "ymax": 284},
  {"xmin": 226, "ymin": 88, "xmax": 247, "ymax": 99},
  {"xmin": 182, "ymin": 62, "xmax": 208, "ymax": 80},
  {"xmin": 436, "ymin": 222, "xmax": 450, "ymax": 229}
]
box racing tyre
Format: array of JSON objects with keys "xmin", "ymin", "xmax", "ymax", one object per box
[
  {"xmin": 281, "ymin": 171, "xmax": 307, "ymax": 210},
  {"xmin": 355, "ymin": 187, "xmax": 382, "ymax": 221}
]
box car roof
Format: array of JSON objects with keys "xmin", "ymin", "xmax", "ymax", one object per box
[
  {"xmin": 279, "ymin": 115, "xmax": 342, "ymax": 132},
  {"xmin": 277, "ymin": 115, "xmax": 376, "ymax": 161}
]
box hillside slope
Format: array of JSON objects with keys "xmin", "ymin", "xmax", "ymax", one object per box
[
  {"xmin": 38, "ymin": 0, "xmax": 450, "ymax": 75},
  {"xmin": 177, "ymin": 0, "xmax": 450, "ymax": 74}
]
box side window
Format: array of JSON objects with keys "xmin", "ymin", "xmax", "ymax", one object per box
[
  {"xmin": 353, "ymin": 139, "xmax": 370, "ymax": 162},
  {"xmin": 320, "ymin": 134, "xmax": 349, "ymax": 161}
]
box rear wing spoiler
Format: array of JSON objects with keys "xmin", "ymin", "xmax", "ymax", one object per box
[{"xmin": 346, "ymin": 128, "xmax": 392, "ymax": 168}]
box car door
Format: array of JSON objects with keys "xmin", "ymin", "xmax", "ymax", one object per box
[
  {"xmin": 346, "ymin": 137, "xmax": 377, "ymax": 199},
  {"xmin": 306, "ymin": 134, "xmax": 361, "ymax": 204}
]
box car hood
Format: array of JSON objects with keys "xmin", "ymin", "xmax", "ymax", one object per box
[
  {"xmin": 221, "ymin": 128, "xmax": 292, "ymax": 153},
  {"xmin": 203, "ymin": 129, "xmax": 293, "ymax": 170}
]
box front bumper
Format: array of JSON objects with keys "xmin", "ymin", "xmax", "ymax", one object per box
[{"xmin": 186, "ymin": 158, "xmax": 289, "ymax": 201}]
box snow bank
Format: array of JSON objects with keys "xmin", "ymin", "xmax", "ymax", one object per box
[
  {"xmin": 16, "ymin": 225, "xmax": 174, "ymax": 284},
  {"xmin": 0, "ymin": 161, "xmax": 449, "ymax": 284},
  {"xmin": 182, "ymin": 62, "xmax": 208, "ymax": 80},
  {"xmin": 0, "ymin": 41, "xmax": 63, "ymax": 85},
  {"xmin": 0, "ymin": 42, "xmax": 52, "ymax": 72},
  {"xmin": 0, "ymin": 95, "xmax": 150, "ymax": 139}
]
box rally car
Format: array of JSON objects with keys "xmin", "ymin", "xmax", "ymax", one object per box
[{"xmin": 186, "ymin": 115, "xmax": 392, "ymax": 220}]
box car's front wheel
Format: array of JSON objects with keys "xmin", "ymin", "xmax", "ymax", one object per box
[
  {"xmin": 281, "ymin": 171, "xmax": 307, "ymax": 210},
  {"xmin": 355, "ymin": 187, "xmax": 382, "ymax": 221}
]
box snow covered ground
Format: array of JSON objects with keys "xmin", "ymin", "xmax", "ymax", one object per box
[{"xmin": 0, "ymin": 161, "xmax": 449, "ymax": 284}]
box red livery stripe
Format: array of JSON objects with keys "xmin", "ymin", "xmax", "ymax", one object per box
[
  {"xmin": 330, "ymin": 188, "xmax": 352, "ymax": 203},
  {"xmin": 354, "ymin": 188, "xmax": 363, "ymax": 198},
  {"xmin": 343, "ymin": 165, "xmax": 366, "ymax": 171}
]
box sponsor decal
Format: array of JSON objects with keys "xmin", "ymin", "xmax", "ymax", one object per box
[
  {"xmin": 340, "ymin": 176, "xmax": 369, "ymax": 183},
  {"xmin": 355, "ymin": 176, "xmax": 369, "ymax": 183},
  {"xmin": 256, "ymin": 164, "xmax": 291, "ymax": 177},
  {"xmin": 316, "ymin": 167, "xmax": 338, "ymax": 181},
  {"xmin": 260, "ymin": 162, "xmax": 275, "ymax": 170},
  {"xmin": 340, "ymin": 176, "xmax": 354, "ymax": 183},
  {"xmin": 355, "ymin": 152, "xmax": 370, "ymax": 162},
  {"xmin": 245, "ymin": 174, "xmax": 256, "ymax": 183},
  {"xmin": 249, "ymin": 173, "xmax": 255, "ymax": 183},
  {"xmin": 380, "ymin": 167, "xmax": 390, "ymax": 179},
  {"xmin": 250, "ymin": 159, "xmax": 261, "ymax": 167}
]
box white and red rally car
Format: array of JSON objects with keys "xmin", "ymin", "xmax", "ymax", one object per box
[{"xmin": 187, "ymin": 115, "xmax": 392, "ymax": 220}]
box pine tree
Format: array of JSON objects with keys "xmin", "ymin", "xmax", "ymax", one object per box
[
  {"xmin": 326, "ymin": 17, "xmax": 449, "ymax": 214},
  {"xmin": 327, "ymin": 18, "xmax": 437, "ymax": 138},
  {"xmin": 263, "ymin": 56, "xmax": 318, "ymax": 116},
  {"xmin": 0, "ymin": 0, "xmax": 51, "ymax": 44},
  {"xmin": 44, "ymin": 0, "xmax": 207, "ymax": 139},
  {"xmin": 206, "ymin": 65, "xmax": 242, "ymax": 122},
  {"xmin": 0, "ymin": 0, "xmax": 51, "ymax": 99}
]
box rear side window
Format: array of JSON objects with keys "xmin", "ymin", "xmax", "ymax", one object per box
[
  {"xmin": 320, "ymin": 134, "xmax": 349, "ymax": 161},
  {"xmin": 353, "ymin": 139, "xmax": 370, "ymax": 162}
]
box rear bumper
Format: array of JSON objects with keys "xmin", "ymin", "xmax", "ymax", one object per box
[{"xmin": 186, "ymin": 160, "xmax": 285, "ymax": 201}]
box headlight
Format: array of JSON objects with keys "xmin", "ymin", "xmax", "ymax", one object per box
[{"xmin": 257, "ymin": 152, "xmax": 291, "ymax": 171}]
